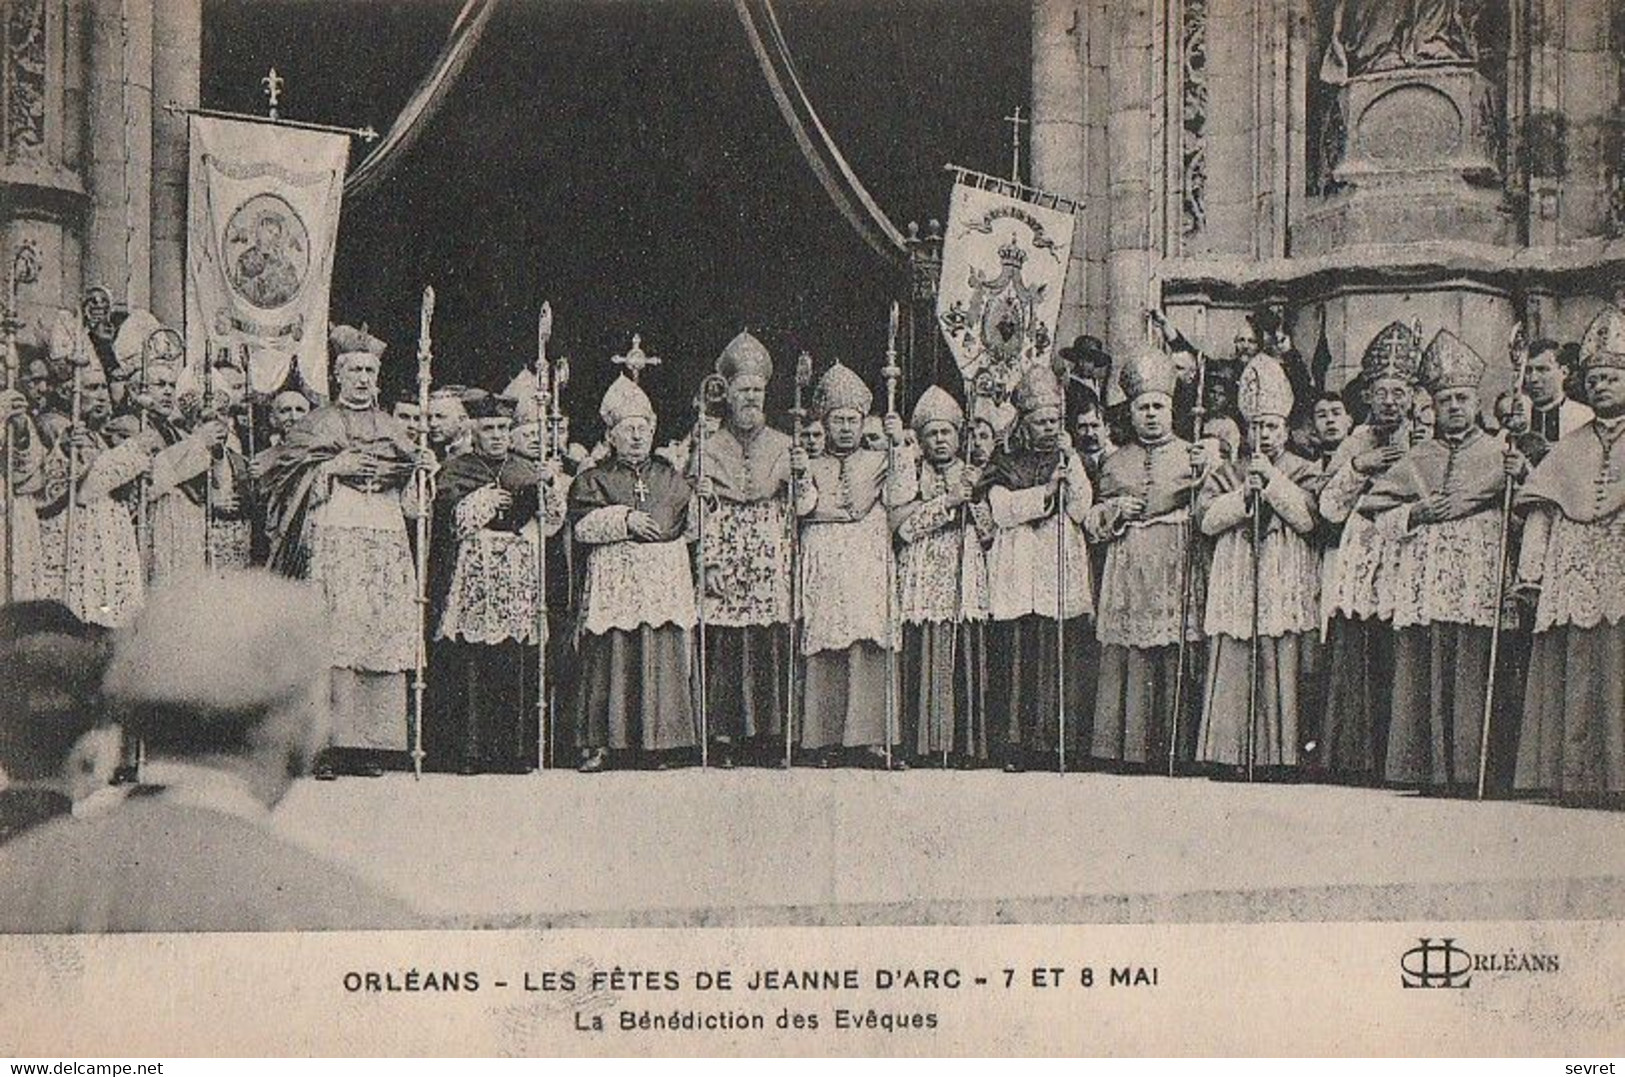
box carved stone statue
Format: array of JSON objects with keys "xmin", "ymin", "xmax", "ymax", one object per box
[{"xmin": 1320, "ymin": 0, "xmax": 1479, "ymax": 84}]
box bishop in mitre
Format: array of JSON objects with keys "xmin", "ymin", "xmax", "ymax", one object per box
[
  {"xmin": 792, "ymin": 361, "xmax": 915, "ymax": 767},
  {"xmin": 978, "ymin": 366, "xmax": 1094, "ymax": 772},
  {"xmin": 1513, "ymin": 305, "xmax": 1625, "ymax": 804},
  {"xmin": 569, "ymin": 374, "xmax": 698, "ymax": 771},
  {"xmin": 691, "ymin": 331, "xmax": 794, "ymax": 767},
  {"xmin": 894, "ymin": 384, "xmax": 992, "ymax": 765},
  {"xmin": 1194, "ymin": 353, "xmax": 1322, "ymax": 775},
  {"xmin": 1358, "ymin": 330, "xmax": 1507, "ymax": 792}
]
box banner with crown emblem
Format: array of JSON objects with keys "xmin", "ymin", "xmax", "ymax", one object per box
[
  {"xmin": 936, "ymin": 174, "xmax": 1077, "ymax": 424},
  {"xmin": 185, "ymin": 115, "xmax": 350, "ymax": 397}
]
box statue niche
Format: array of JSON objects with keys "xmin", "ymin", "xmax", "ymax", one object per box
[
  {"xmin": 1298, "ymin": 0, "xmax": 1509, "ymax": 252},
  {"xmin": 1320, "ymin": 0, "xmax": 1479, "ymax": 85},
  {"xmin": 1311, "ymin": 0, "xmax": 1498, "ymax": 187}
]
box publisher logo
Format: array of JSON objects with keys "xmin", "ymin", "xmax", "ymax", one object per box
[{"xmin": 1400, "ymin": 938, "xmax": 1473, "ymax": 989}]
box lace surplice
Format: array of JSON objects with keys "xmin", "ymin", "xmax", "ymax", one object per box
[{"xmin": 896, "ymin": 459, "xmax": 990, "ymax": 625}]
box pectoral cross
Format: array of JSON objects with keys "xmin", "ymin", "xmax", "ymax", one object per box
[
  {"xmin": 1005, "ymin": 105, "xmax": 1028, "ymax": 183},
  {"xmin": 612, "ymin": 334, "xmax": 661, "ymax": 383},
  {"xmin": 1595, "ymin": 423, "xmax": 1624, "ymax": 495},
  {"xmin": 633, "ymin": 474, "xmax": 649, "ymax": 505},
  {"xmin": 262, "ymin": 68, "xmax": 284, "ymax": 120}
]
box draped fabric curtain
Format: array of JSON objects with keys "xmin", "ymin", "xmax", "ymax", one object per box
[
  {"xmin": 733, "ymin": 0, "xmax": 909, "ymax": 265},
  {"xmin": 345, "ymin": 0, "xmax": 500, "ymax": 201},
  {"xmin": 342, "ymin": 0, "xmax": 906, "ymax": 268}
]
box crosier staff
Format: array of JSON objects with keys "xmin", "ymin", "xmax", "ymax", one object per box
[
  {"xmin": 1478, "ymin": 324, "xmax": 1532, "ymax": 801},
  {"xmin": 1245, "ymin": 418, "xmax": 1264, "ymax": 784},
  {"xmin": 881, "ymin": 302, "xmax": 902, "ymax": 771},
  {"xmin": 240, "ymin": 344, "xmax": 257, "ymax": 461},
  {"xmin": 1152, "ymin": 309, "xmax": 1207, "ymax": 777},
  {"xmin": 945, "ymin": 413, "xmax": 985, "ymax": 771},
  {"xmin": 534, "ymin": 302, "xmax": 553, "ymax": 771},
  {"xmin": 550, "ymin": 353, "xmax": 572, "ymax": 730},
  {"xmin": 410, "ymin": 285, "xmax": 437, "ymax": 782},
  {"xmin": 693, "ymin": 373, "xmax": 728, "ymax": 768},
  {"xmin": 63, "ymin": 312, "xmax": 89, "ymax": 580},
  {"xmin": 1052, "ymin": 350, "xmax": 1073, "ymax": 774},
  {"xmin": 201, "ymin": 349, "xmax": 219, "ymax": 570},
  {"xmin": 785, "ymin": 350, "xmax": 813, "ymax": 769}
]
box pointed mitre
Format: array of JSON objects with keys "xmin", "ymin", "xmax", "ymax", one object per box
[
  {"xmin": 1580, "ymin": 306, "xmax": 1625, "ymax": 372},
  {"xmin": 910, "ymin": 384, "xmax": 964, "ymax": 432},
  {"xmin": 816, "ymin": 361, "xmax": 872, "ymax": 416},
  {"xmin": 716, "ymin": 330, "xmax": 773, "ymax": 382},
  {"xmin": 329, "ymin": 323, "xmax": 387, "ymax": 361},
  {"xmin": 599, "ymin": 373, "xmax": 655, "ymax": 430},
  {"xmin": 1117, "ymin": 349, "xmax": 1178, "ymax": 401},
  {"xmin": 1417, "ymin": 330, "xmax": 1486, "ymax": 393},
  {"xmin": 1236, "ymin": 354, "xmax": 1295, "ymax": 422},
  {"xmin": 1012, "ymin": 364, "xmax": 1064, "ymax": 413},
  {"xmin": 112, "ymin": 309, "xmax": 164, "ymax": 375},
  {"xmin": 1359, "ymin": 320, "xmax": 1424, "ymax": 384},
  {"xmin": 48, "ymin": 308, "xmax": 91, "ymax": 364}
]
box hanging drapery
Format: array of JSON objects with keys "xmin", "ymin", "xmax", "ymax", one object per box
[
  {"xmin": 344, "ymin": 0, "xmax": 500, "ymax": 202},
  {"xmin": 733, "ymin": 0, "xmax": 908, "ymax": 266}
]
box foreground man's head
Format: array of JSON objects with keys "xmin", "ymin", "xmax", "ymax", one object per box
[{"xmin": 103, "ymin": 571, "xmax": 333, "ymax": 810}]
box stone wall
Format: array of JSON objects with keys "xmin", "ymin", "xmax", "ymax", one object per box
[
  {"xmin": 1031, "ymin": 0, "xmax": 1625, "ymax": 389},
  {"xmin": 2, "ymin": 0, "xmax": 196, "ymax": 345}
]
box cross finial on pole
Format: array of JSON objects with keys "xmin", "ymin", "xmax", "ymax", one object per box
[
  {"xmin": 262, "ymin": 68, "xmax": 285, "ymax": 120},
  {"xmin": 1005, "ymin": 104, "xmax": 1028, "ymax": 184},
  {"xmin": 611, "ymin": 333, "xmax": 661, "ymax": 383}
]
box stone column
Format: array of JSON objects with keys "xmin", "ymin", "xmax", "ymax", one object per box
[
  {"xmin": 1079, "ymin": 0, "xmax": 1112, "ymax": 341},
  {"xmin": 86, "ymin": 0, "xmax": 152, "ymax": 311},
  {"xmin": 1031, "ymin": 0, "xmax": 1086, "ymax": 343},
  {"xmin": 2, "ymin": 0, "xmax": 90, "ymax": 338},
  {"xmin": 149, "ymin": 0, "xmax": 200, "ymax": 327},
  {"xmin": 1105, "ymin": 0, "xmax": 1157, "ymax": 359},
  {"xmin": 1198, "ymin": 0, "xmax": 1254, "ymax": 256},
  {"xmin": 1557, "ymin": 0, "xmax": 1614, "ymax": 242}
]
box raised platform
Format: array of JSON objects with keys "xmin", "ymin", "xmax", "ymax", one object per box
[{"xmin": 270, "ymin": 769, "xmax": 1625, "ymax": 929}]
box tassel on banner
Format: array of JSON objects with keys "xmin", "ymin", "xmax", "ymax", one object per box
[{"xmin": 943, "ymin": 163, "xmax": 1085, "ymax": 216}]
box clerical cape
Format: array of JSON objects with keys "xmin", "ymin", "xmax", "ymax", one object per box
[
  {"xmin": 797, "ymin": 446, "xmax": 915, "ymax": 751},
  {"xmin": 979, "ymin": 444, "xmax": 1093, "ymax": 760},
  {"xmin": 692, "ymin": 423, "xmax": 794, "ymax": 745},
  {"xmin": 1194, "ymin": 453, "xmax": 1322, "ymax": 768},
  {"xmin": 895, "ymin": 457, "xmax": 992, "ymax": 758},
  {"xmin": 569, "ymin": 455, "xmax": 697, "ymax": 753},
  {"xmin": 256, "ymin": 404, "xmax": 420, "ymax": 752},
  {"xmin": 1314, "ymin": 420, "xmax": 1410, "ymax": 779},
  {"xmin": 1355, "ymin": 428, "xmax": 1506, "ymax": 788},
  {"xmin": 430, "ymin": 450, "xmax": 561, "ymax": 773},
  {"xmin": 1085, "ymin": 438, "xmax": 1206, "ymax": 766},
  {"xmin": 1513, "ymin": 416, "xmax": 1625, "ymax": 795}
]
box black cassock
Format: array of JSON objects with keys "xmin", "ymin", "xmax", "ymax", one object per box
[{"xmin": 429, "ymin": 451, "xmax": 542, "ymax": 772}]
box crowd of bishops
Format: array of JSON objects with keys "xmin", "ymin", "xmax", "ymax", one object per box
[{"xmin": 1, "ymin": 292, "xmax": 1621, "ymax": 809}]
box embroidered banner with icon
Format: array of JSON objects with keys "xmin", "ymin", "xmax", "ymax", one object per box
[
  {"xmin": 936, "ymin": 169, "xmax": 1078, "ymax": 434},
  {"xmin": 186, "ymin": 114, "xmax": 350, "ymax": 396}
]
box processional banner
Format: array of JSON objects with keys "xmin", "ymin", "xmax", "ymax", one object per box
[
  {"xmin": 936, "ymin": 173, "xmax": 1077, "ymax": 434},
  {"xmin": 186, "ymin": 115, "xmax": 350, "ymax": 396}
]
